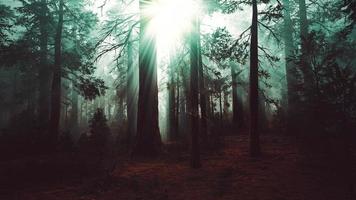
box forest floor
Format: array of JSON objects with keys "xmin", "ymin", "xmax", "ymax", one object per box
[{"xmin": 0, "ymin": 133, "xmax": 354, "ymax": 200}]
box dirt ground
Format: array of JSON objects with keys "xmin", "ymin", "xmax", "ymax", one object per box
[{"xmin": 0, "ymin": 134, "xmax": 354, "ymax": 200}]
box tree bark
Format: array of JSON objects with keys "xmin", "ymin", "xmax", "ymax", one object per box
[
  {"xmin": 133, "ymin": 0, "xmax": 162, "ymax": 157},
  {"xmin": 49, "ymin": 0, "xmax": 64, "ymax": 142},
  {"xmin": 189, "ymin": 16, "xmax": 201, "ymax": 168},
  {"xmin": 249, "ymin": 0, "xmax": 261, "ymax": 157}
]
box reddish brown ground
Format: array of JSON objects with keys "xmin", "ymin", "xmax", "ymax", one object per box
[{"xmin": 1, "ymin": 135, "xmax": 353, "ymax": 200}]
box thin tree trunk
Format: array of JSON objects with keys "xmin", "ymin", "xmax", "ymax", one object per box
[
  {"xmin": 168, "ymin": 58, "xmax": 177, "ymax": 140},
  {"xmin": 231, "ymin": 63, "xmax": 245, "ymax": 128},
  {"xmin": 49, "ymin": 0, "xmax": 64, "ymax": 142},
  {"xmin": 283, "ymin": 0, "xmax": 299, "ymax": 133},
  {"xmin": 249, "ymin": 0, "xmax": 261, "ymax": 157},
  {"xmin": 70, "ymin": 80, "xmax": 79, "ymax": 131},
  {"xmin": 127, "ymin": 40, "xmax": 137, "ymax": 145},
  {"xmin": 197, "ymin": 18, "xmax": 208, "ymax": 142},
  {"xmin": 223, "ymin": 91, "xmax": 229, "ymax": 119},
  {"xmin": 219, "ymin": 91, "xmax": 223, "ymax": 120},
  {"xmin": 210, "ymin": 94, "xmax": 214, "ymax": 118},
  {"xmin": 179, "ymin": 66, "xmax": 189, "ymax": 139},
  {"xmin": 189, "ymin": 15, "xmax": 201, "ymax": 168},
  {"xmin": 133, "ymin": 0, "xmax": 162, "ymax": 156}
]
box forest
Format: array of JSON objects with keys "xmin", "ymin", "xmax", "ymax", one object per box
[{"xmin": 0, "ymin": 0, "xmax": 355, "ymax": 199}]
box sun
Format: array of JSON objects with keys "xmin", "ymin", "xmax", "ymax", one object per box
[{"xmin": 143, "ymin": 0, "xmax": 201, "ymax": 50}]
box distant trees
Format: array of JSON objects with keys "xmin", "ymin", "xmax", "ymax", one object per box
[{"xmin": 0, "ymin": 0, "xmax": 106, "ymax": 144}]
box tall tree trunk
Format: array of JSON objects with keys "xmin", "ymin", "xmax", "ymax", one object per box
[
  {"xmin": 223, "ymin": 91, "xmax": 229, "ymax": 118},
  {"xmin": 210, "ymin": 94, "xmax": 215, "ymax": 118},
  {"xmin": 189, "ymin": 16, "xmax": 201, "ymax": 168},
  {"xmin": 127, "ymin": 40, "xmax": 137, "ymax": 146},
  {"xmin": 133, "ymin": 0, "xmax": 162, "ymax": 156},
  {"xmin": 197, "ymin": 19, "xmax": 208, "ymax": 142},
  {"xmin": 70, "ymin": 80, "xmax": 79, "ymax": 132},
  {"xmin": 231, "ymin": 63, "xmax": 245, "ymax": 128},
  {"xmin": 219, "ymin": 91, "xmax": 223, "ymax": 120},
  {"xmin": 298, "ymin": 0, "xmax": 314, "ymax": 93},
  {"xmin": 259, "ymin": 90, "xmax": 267, "ymax": 131},
  {"xmin": 49, "ymin": 0, "xmax": 64, "ymax": 142},
  {"xmin": 117, "ymin": 92, "xmax": 124, "ymax": 124},
  {"xmin": 38, "ymin": 0, "xmax": 50, "ymax": 129},
  {"xmin": 283, "ymin": 0, "xmax": 299, "ymax": 133},
  {"xmin": 178, "ymin": 66, "xmax": 189, "ymax": 139},
  {"xmin": 168, "ymin": 61, "xmax": 177, "ymax": 140},
  {"xmin": 167, "ymin": 49, "xmax": 177, "ymax": 141},
  {"xmin": 249, "ymin": 0, "xmax": 261, "ymax": 157},
  {"xmin": 298, "ymin": 0, "xmax": 315, "ymax": 134}
]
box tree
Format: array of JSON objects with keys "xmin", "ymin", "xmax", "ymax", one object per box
[
  {"xmin": 49, "ymin": 0, "xmax": 64, "ymax": 142},
  {"xmin": 197, "ymin": 19, "xmax": 208, "ymax": 142},
  {"xmin": 282, "ymin": 0, "xmax": 299, "ymax": 132},
  {"xmin": 167, "ymin": 55, "xmax": 178, "ymax": 141},
  {"xmin": 37, "ymin": 0, "xmax": 51, "ymax": 130},
  {"xmin": 189, "ymin": 15, "xmax": 201, "ymax": 168},
  {"xmin": 298, "ymin": 0, "xmax": 314, "ymax": 96},
  {"xmin": 126, "ymin": 39, "xmax": 138, "ymax": 146},
  {"xmin": 231, "ymin": 62, "xmax": 245, "ymax": 127},
  {"xmin": 132, "ymin": 0, "xmax": 162, "ymax": 156},
  {"xmin": 249, "ymin": 0, "xmax": 261, "ymax": 157}
]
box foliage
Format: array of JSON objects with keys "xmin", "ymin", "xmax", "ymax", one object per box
[{"xmin": 88, "ymin": 108, "xmax": 111, "ymax": 152}]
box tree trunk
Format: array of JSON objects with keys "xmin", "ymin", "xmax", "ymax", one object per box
[
  {"xmin": 197, "ymin": 19, "xmax": 208, "ymax": 142},
  {"xmin": 38, "ymin": 0, "xmax": 50, "ymax": 129},
  {"xmin": 259, "ymin": 90, "xmax": 267, "ymax": 131},
  {"xmin": 298, "ymin": 0, "xmax": 314, "ymax": 93},
  {"xmin": 178, "ymin": 66, "xmax": 189, "ymax": 139},
  {"xmin": 117, "ymin": 92, "xmax": 124, "ymax": 124},
  {"xmin": 49, "ymin": 0, "xmax": 64, "ymax": 142},
  {"xmin": 168, "ymin": 57, "xmax": 177, "ymax": 140},
  {"xmin": 249, "ymin": 0, "xmax": 261, "ymax": 157},
  {"xmin": 210, "ymin": 94, "xmax": 215, "ymax": 118},
  {"xmin": 231, "ymin": 63, "xmax": 244, "ymax": 128},
  {"xmin": 223, "ymin": 91, "xmax": 229, "ymax": 119},
  {"xmin": 127, "ymin": 40, "xmax": 138, "ymax": 146},
  {"xmin": 133, "ymin": 0, "xmax": 162, "ymax": 156},
  {"xmin": 70, "ymin": 80, "xmax": 79, "ymax": 132},
  {"xmin": 219, "ymin": 91, "xmax": 223, "ymax": 120},
  {"xmin": 189, "ymin": 15, "xmax": 201, "ymax": 168},
  {"xmin": 283, "ymin": 0, "xmax": 299, "ymax": 133}
]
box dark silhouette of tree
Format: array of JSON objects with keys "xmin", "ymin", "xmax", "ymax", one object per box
[
  {"xmin": 126, "ymin": 39, "xmax": 137, "ymax": 146},
  {"xmin": 249, "ymin": 0, "xmax": 261, "ymax": 157},
  {"xmin": 49, "ymin": 0, "xmax": 64, "ymax": 142},
  {"xmin": 132, "ymin": 0, "xmax": 162, "ymax": 157},
  {"xmin": 189, "ymin": 15, "xmax": 201, "ymax": 168},
  {"xmin": 282, "ymin": 0, "xmax": 299, "ymax": 133},
  {"xmin": 197, "ymin": 19, "xmax": 208, "ymax": 142},
  {"xmin": 38, "ymin": 0, "xmax": 51, "ymax": 130}
]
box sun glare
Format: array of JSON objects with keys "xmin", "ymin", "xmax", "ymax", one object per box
[{"xmin": 144, "ymin": 0, "xmax": 200, "ymax": 49}]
